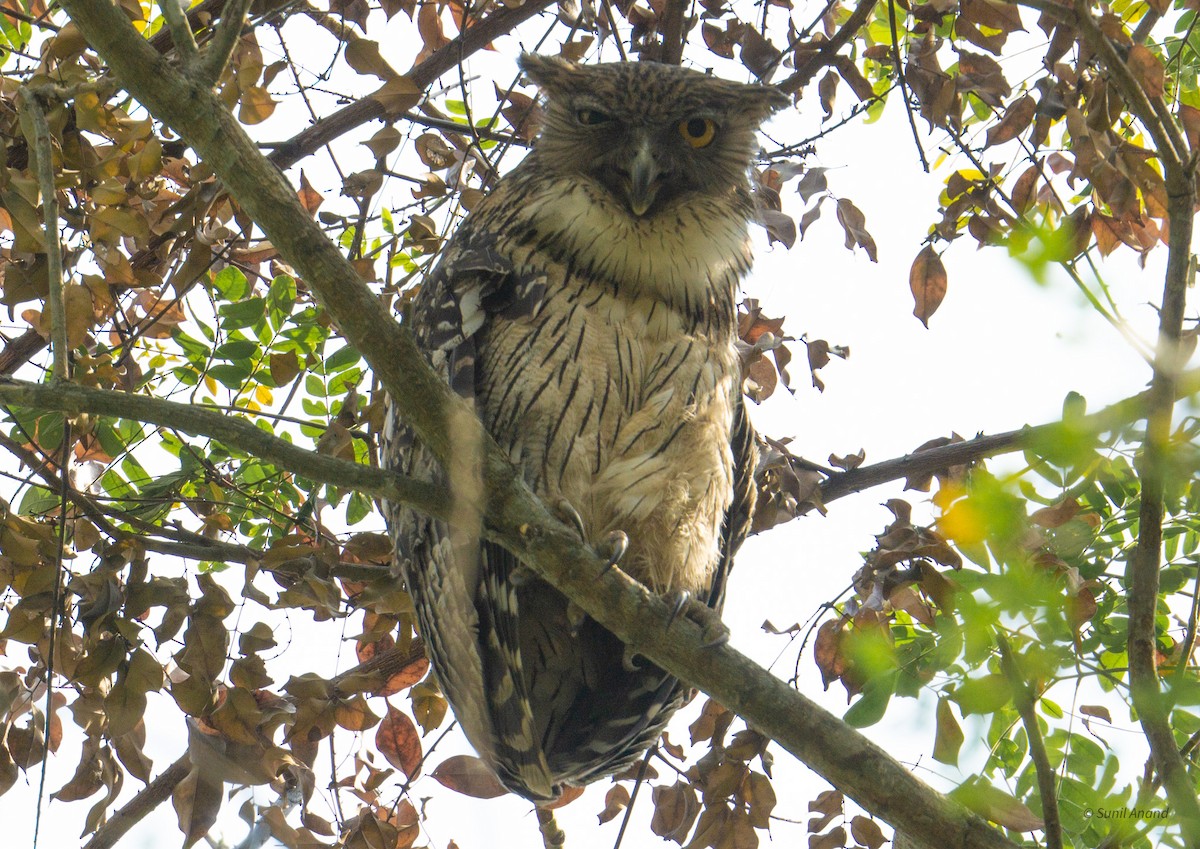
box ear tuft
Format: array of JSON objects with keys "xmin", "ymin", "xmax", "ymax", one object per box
[
  {"xmin": 746, "ymin": 84, "xmax": 790, "ymax": 123},
  {"xmin": 518, "ymin": 53, "xmax": 582, "ymax": 96}
]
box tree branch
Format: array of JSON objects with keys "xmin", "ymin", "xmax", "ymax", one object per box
[
  {"xmin": 81, "ymin": 755, "xmax": 193, "ymax": 849},
  {"xmin": 199, "ymin": 0, "xmax": 254, "ymax": 84},
  {"xmin": 660, "ymin": 0, "xmax": 688, "ymax": 65},
  {"xmin": 817, "ymin": 364, "xmax": 1200, "ymax": 507},
  {"xmin": 54, "ymin": 3, "xmax": 1017, "ymax": 845},
  {"xmin": 0, "ymin": 328, "xmax": 48, "ymax": 375},
  {"xmin": 997, "ymin": 634, "xmax": 1061, "ymax": 849},
  {"xmin": 776, "ymin": 0, "xmax": 877, "ymax": 95},
  {"xmin": 267, "ymin": 0, "xmax": 555, "ymax": 171},
  {"xmin": 1055, "ymin": 0, "xmax": 1200, "ymax": 838},
  {"xmin": 17, "ymin": 88, "xmax": 68, "ymax": 382},
  {"xmin": 0, "ymin": 378, "xmax": 449, "ymax": 522},
  {"xmin": 158, "ymin": 0, "xmax": 199, "ymax": 61}
]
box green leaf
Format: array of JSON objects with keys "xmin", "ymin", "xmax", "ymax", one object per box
[
  {"xmin": 214, "ymin": 338, "xmax": 259, "ymax": 361},
  {"xmin": 213, "ymin": 266, "xmax": 249, "ymax": 300},
  {"xmin": 953, "ymin": 673, "xmax": 1013, "ymax": 715},
  {"xmin": 346, "ymin": 491, "xmax": 372, "ymax": 526},
  {"xmin": 325, "ymin": 345, "xmax": 363, "ymax": 372},
  {"xmin": 843, "ymin": 671, "xmax": 898, "ymax": 728},
  {"xmin": 267, "ymin": 275, "xmax": 297, "ymax": 330},
  {"xmin": 218, "ymin": 297, "xmax": 266, "ymax": 329}
]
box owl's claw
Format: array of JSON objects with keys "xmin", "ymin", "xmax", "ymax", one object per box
[
  {"xmin": 664, "ymin": 590, "xmax": 730, "ymax": 647},
  {"xmin": 555, "ymin": 499, "xmax": 587, "ymax": 540},
  {"xmin": 664, "ymin": 589, "xmax": 690, "ymax": 629},
  {"xmin": 594, "ymin": 530, "xmax": 629, "ymax": 579}
]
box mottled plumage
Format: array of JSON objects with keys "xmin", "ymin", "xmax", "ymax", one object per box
[{"xmin": 383, "ymin": 55, "xmax": 784, "ymax": 801}]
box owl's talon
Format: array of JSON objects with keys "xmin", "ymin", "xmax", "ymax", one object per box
[
  {"xmin": 663, "ymin": 591, "xmax": 730, "ymax": 646},
  {"xmin": 664, "ymin": 590, "xmax": 690, "ymax": 629},
  {"xmin": 593, "ymin": 530, "xmax": 629, "ymax": 579},
  {"xmin": 555, "ymin": 498, "xmax": 587, "ymax": 540},
  {"xmin": 700, "ymin": 620, "xmax": 731, "ymax": 648}
]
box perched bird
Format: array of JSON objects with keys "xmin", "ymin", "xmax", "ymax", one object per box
[{"xmin": 383, "ymin": 54, "xmax": 786, "ymax": 802}]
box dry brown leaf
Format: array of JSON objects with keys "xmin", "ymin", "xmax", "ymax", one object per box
[
  {"xmin": 909, "ymin": 244, "xmax": 947, "ymax": 327},
  {"xmin": 376, "ymin": 703, "xmax": 422, "ymax": 778}
]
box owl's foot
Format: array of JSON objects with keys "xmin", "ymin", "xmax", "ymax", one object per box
[
  {"xmin": 664, "ymin": 590, "xmax": 730, "ymax": 648},
  {"xmin": 593, "ymin": 530, "xmax": 629, "ymax": 578},
  {"xmin": 554, "ymin": 498, "xmax": 588, "ymax": 540}
]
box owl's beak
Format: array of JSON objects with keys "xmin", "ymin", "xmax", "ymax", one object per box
[{"xmin": 625, "ymin": 144, "xmax": 660, "ymax": 217}]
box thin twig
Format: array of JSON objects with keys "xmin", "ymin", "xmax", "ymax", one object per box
[
  {"xmin": 0, "ymin": 4, "xmax": 60, "ymax": 30},
  {"xmin": 1173, "ymin": 560, "xmax": 1200, "ymax": 682},
  {"xmin": 18, "ymin": 88, "xmax": 68, "ymax": 382},
  {"xmin": 268, "ymin": 0, "xmax": 556, "ymax": 171},
  {"xmin": 886, "ymin": 0, "xmax": 929, "ymax": 172},
  {"xmin": 599, "ymin": 0, "xmax": 629, "ymax": 62},
  {"xmin": 997, "ymin": 634, "xmax": 1062, "ymax": 849},
  {"xmin": 816, "ymin": 364, "xmax": 1200, "ymax": 508}
]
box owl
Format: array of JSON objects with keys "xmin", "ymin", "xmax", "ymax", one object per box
[{"xmin": 383, "ymin": 54, "xmax": 786, "ymax": 802}]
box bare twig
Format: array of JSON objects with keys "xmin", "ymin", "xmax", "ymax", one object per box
[
  {"xmin": 817, "ymin": 364, "xmax": 1200, "ymax": 508},
  {"xmin": 17, "ymin": 89, "xmax": 68, "ymax": 382},
  {"xmin": 886, "ymin": 0, "xmax": 929, "ymax": 172},
  {"xmin": 997, "ymin": 634, "xmax": 1062, "ymax": 849}
]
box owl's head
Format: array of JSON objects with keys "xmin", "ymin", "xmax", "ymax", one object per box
[{"xmin": 518, "ymin": 55, "xmax": 787, "ymax": 219}]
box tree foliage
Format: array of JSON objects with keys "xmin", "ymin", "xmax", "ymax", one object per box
[{"xmin": 0, "ymin": 0, "xmax": 1197, "ymax": 848}]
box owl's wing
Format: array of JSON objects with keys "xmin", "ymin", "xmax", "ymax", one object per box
[
  {"xmin": 386, "ymin": 230, "xmax": 561, "ymax": 798},
  {"xmin": 707, "ymin": 392, "xmax": 758, "ymax": 613}
]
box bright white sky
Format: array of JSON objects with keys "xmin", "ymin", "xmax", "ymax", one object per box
[{"xmin": 4, "ymin": 4, "xmax": 1186, "ymax": 849}]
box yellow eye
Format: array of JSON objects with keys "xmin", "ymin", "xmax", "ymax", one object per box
[
  {"xmin": 576, "ymin": 108, "xmax": 611, "ymax": 125},
  {"xmin": 679, "ymin": 117, "xmax": 716, "ymax": 148}
]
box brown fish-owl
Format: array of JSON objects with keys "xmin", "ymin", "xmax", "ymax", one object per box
[{"xmin": 383, "ymin": 54, "xmax": 785, "ymax": 801}]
